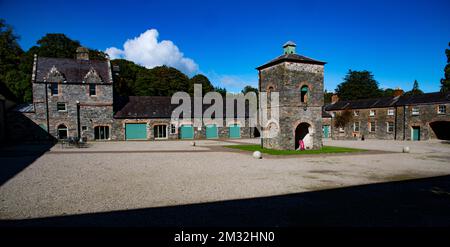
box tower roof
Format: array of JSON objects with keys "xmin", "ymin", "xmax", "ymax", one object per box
[
  {"xmin": 256, "ymin": 53, "xmax": 326, "ymax": 70},
  {"xmin": 283, "ymin": 41, "xmax": 296, "ymax": 47}
]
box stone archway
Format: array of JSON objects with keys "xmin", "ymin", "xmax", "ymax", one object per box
[
  {"xmin": 429, "ymin": 121, "xmax": 450, "ymax": 140},
  {"xmin": 295, "ymin": 122, "xmax": 312, "ymax": 150}
]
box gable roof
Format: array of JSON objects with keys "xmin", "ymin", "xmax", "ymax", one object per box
[
  {"xmin": 256, "ymin": 53, "xmax": 326, "ymax": 70},
  {"xmin": 325, "ymin": 92, "xmax": 450, "ymax": 111},
  {"xmin": 35, "ymin": 57, "xmax": 111, "ymax": 83}
]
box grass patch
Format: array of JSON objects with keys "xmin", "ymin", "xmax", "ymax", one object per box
[{"xmin": 225, "ymin": 145, "xmax": 366, "ymax": 155}]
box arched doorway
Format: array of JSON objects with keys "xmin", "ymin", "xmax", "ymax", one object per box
[
  {"xmin": 253, "ymin": 127, "xmax": 261, "ymax": 138},
  {"xmin": 430, "ymin": 121, "xmax": 450, "ymax": 140},
  {"xmin": 57, "ymin": 124, "xmax": 68, "ymax": 139},
  {"xmin": 295, "ymin": 122, "xmax": 311, "ymax": 150}
]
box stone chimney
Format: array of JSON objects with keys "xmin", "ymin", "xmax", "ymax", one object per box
[
  {"xmin": 76, "ymin": 47, "xmax": 89, "ymax": 60},
  {"xmin": 331, "ymin": 94, "xmax": 339, "ymax": 104},
  {"xmin": 393, "ymin": 87, "xmax": 404, "ymax": 97}
]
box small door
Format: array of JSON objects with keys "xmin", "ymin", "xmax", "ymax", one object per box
[
  {"xmin": 206, "ymin": 124, "xmax": 218, "ymax": 139},
  {"xmin": 229, "ymin": 124, "xmax": 241, "ymax": 138},
  {"xmin": 323, "ymin": 125, "xmax": 330, "ymax": 138},
  {"xmin": 125, "ymin": 123, "xmax": 147, "ymax": 140},
  {"xmin": 412, "ymin": 126, "xmax": 420, "ymax": 141},
  {"xmin": 180, "ymin": 125, "xmax": 194, "ymax": 139}
]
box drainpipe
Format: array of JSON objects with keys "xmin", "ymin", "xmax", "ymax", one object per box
[
  {"xmin": 258, "ymin": 70, "xmax": 263, "ymax": 148},
  {"xmin": 394, "ymin": 107, "xmax": 397, "ymax": 140},
  {"xmin": 45, "ymin": 82, "xmax": 50, "ymax": 134},
  {"xmin": 403, "ymin": 105, "xmax": 406, "ymax": 140},
  {"xmin": 76, "ymin": 101, "xmax": 81, "ymax": 139}
]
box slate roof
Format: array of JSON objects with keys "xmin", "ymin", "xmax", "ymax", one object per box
[
  {"xmin": 13, "ymin": 103, "xmax": 35, "ymax": 113},
  {"xmin": 35, "ymin": 57, "xmax": 111, "ymax": 83},
  {"xmin": 325, "ymin": 92, "xmax": 450, "ymax": 111},
  {"xmin": 114, "ymin": 96, "xmax": 253, "ymax": 119},
  {"xmin": 256, "ymin": 53, "xmax": 326, "ymax": 70}
]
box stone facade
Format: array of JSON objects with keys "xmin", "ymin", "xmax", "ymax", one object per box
[
  {"xmin": 327, "ymin": 101, "xmax": 450, "ymax": 141},
  {"xmin": 258, "ymin": 42, "xmax": 325, "ymax": 150}
]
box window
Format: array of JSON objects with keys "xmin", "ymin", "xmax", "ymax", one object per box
[
  {"xmin": 387, "ymin": 122, "xmax": 394, "ymax": 133},
  {"xmin": 51, "ymin": 83, "xmax": 58, "ymax": 95},
  {"xmin": 57, "ymin": 102, "xmax": 66, "ymax": 112},
  {"xmin": 339, "ymin": 127, "xmax": 345, "ymax": 133},
  {"xmin": 369, "ymin": 121, "xmax": 376, "ymax": 132},
  {"xmin": 412, "ymin": 107, "xmax": 420, "ymax": 116},
  {"xmin": 387, "ymin": 108, "xmax": 394, "ymax": 116},
  {"xmin": 438, "ymin": 105, "xmax": 446, "ymax": 114},
  {"xmin": 81, "ymin": 126, "xmax": 88, "ymax": 131},
  {"xmin": 354, "ymin": 110, "xmax": 359, "ymax": 117},
  {"xmin": 57, "ymin": 124, "xmax": 68, "ymax": 139},
  {"xmin": 300, "ymin": 85, "xmax": 308, "ymax": 103},
  {"xmin": 170, "ymin": 124, "xmax": 176, "ymax": 134},
  {"xmin": 89, "ymin": 84, "xmax": 96, "ymax": 96},
  {"xmin": 94, "ymin": 126, "xmax": 109, "ymax": 140},
  {"xmin": 353, "ymin": 122, "xmax": 360, "ymax": 132},
  {"xmin": 153, "ymin": 125, "xmax": 167, "ymax": 139},
  {"xmin": 369, "ymin": 110, "xmax": 376, "ymax": 117}
]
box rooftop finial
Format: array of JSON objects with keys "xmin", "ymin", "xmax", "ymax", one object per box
[{"xmin": 283, "ymin": 41, "xmax": 296, "ymax": 55}]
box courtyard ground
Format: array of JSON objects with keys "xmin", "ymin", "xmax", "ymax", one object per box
[{"xmin": 0, "ymin": 138, "xmax": 449, "ymax": 226}]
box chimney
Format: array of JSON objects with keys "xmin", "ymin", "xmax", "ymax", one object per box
[
  {"xmin": 76, "ymin": 47, "xmax": 89, "ymax": 60},
  {"xmin": 393, "ymin": 87, "xmax": 404, "ymax": 97},
  {"xmin": 331, "ymin": 94, "xmax": 339, "ymax": 104}
]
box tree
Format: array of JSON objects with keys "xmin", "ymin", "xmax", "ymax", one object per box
[
  {"xmin": 241, "ymin": 85, "xmax": 258, "ymax": 95},
  {"xmin": 441, "ymin": 42, "xmax": 450, "ymax": 93},
  {"xmin": 333, "ymin": 110, "xmax": 353, "ymax": 129},
  {"xmin": 214, "ymin": 86, "xmax": 227, "ymax": 96},
  {"xmin": 404, "ymin": 80, "xmax": 423, "ymax": 96},
  {"xmin": 382, "ymin": 88, "xmax": 396, "ymax": 97},
  {"xmin": 324, "ymin": 90, "xmax": 333, "ymax": 104},
  {"xmin": 0, "ymin": 19, "xmax": 30, "ymax": 103},
  {"xmin": 335, "ymin": 70, "xmax": 383, "ymax": 100},
  {"xmin": 189, "ymin": 74, "xmax": 214, "ymax": 95}
]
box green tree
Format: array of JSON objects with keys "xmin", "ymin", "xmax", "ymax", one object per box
[
  {"xmin": 404, "ymin": 80, "xmax": 423, "ymax": 96},
  {"xmin": 28, "ymin": 33, "xmax": 80, "ymax": 59},
  {"xmin": 382, "ymin": 88, "xmax": 395, "ymax": 97},
  {"xmin": 189, "ymin": 74, "xmax": 214, "ymax": 95},
  {"xmin": 441, "ymin": 42, "xmax": 450, "ymax": 93},
  {"xmin": 0, "ymin": 19, "xmax": 31, "ymax": 102},
  {"xmin": 335, "ymin": 70, "xmax": 383, "ymax": 100},
  {"xmin": 135, "ymin": 66, "xmax": 190, "ymax": 96},
  {"xmin": 241, "ymin": 85, "xmax": 258, "ymax": 95},
  {"xmin": 324, "ymin": 90, "xmax": 333, "ymax": 104},
  {"xmin": 214, "ymin": 86, "xmax": 227, "ymax": 96}
]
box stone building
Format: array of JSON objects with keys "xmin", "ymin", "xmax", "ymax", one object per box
[
  {"xmin": 257, "ymin": 41, "xmax": 325, "ymax": 150},
  {"xmin": 325, "ymin": 90, "xmax": 450, "ymax": 141},
  {"xmin": 7, "ymin": 47, "xmax": 255, "ymax": 142}
]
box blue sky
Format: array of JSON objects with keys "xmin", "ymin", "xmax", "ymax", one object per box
[{"xmin": 1, "ymin": 0, "xmax": 449, "ymax": 93}]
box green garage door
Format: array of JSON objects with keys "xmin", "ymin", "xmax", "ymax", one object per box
[
  {"xmin": 206, "ymin": 124, "xmax": 218, "ymax": 139},
  {"xmin": 180, "ymin": 125, "xmax": 194, "ymax": 139},
  {"xmin": 125, "ymin": 123, "xmax": 147, "ymax": 140},
  {"xmin": 229, "ymin": 124, "xmax": 241, "ymax": 138}
]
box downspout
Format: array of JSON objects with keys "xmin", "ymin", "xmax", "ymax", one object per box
[
  {"xmin": 394, "ymin": 106, "xmax": 397, "ymax": 140},
  {"xmin": 258, "ymin": 70, "xmax": 263, "ymax": 148},
  {"xmin": 45, "ymin": 83, "xmax": 50, "ymax": 134},
  {"xmin": 76, "ymin": 101, "xmax": 81, "ymax": 139},
  {"xmin": 403, "ymin": 105, "xmax": 406, "ymax": 140}
]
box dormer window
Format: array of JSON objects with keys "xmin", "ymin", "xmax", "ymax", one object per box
[
  {"xmin": 89, "ymin": 84, "xmax": 96, "ymax": 96},
  {"xmin": 51, "ymin": 83, "xmax": 59, "ymax": 95},
  {"xmin": 300, "ymin": 85, "xmax": 308, "ymax": 103}
]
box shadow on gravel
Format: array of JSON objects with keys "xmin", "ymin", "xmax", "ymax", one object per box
[
  {"xmin": 1, "ymin": 175, "xmax": 450, "ymax": 227},
  {"xmin": 0, "ymin": 143, "xmax": 54, "ymax": 185}
]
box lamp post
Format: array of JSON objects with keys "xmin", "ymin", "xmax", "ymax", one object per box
[{"xmin": 76, "ymin": 100, "xmax": 81, "ymax": 139}]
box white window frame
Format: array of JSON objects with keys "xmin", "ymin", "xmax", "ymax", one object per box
[
  {"xmin": 94, "ymin": 126, "xmax": 110, "ymax": 140},
  {"xmin": 354, "ymin": 110, "xmax": 359, "ymax": 117},
  {"xmin": 369, "ymin": 121, "xmax": 376, "ymax": 132},
  {"xmin": 154, "ymin": 125, "xmax": 168, "ymax": 140},
  {"xmin": 369, "ymin": 110, "xmax": 376, "ymax": 117},
  {"xmin": 412, "ymin": 107, "xmax": 420, "ymax": 116},
  {"xmin": 339, "ymin": 127, "xmax": 345, "ymax": 133},
  {"xmin": 57, "ymin": 102, "xmax": 67, "ymax": 112},
  {"xmin": 387, "ymin": 108, "xmax": 394, "ymax": 116},
  {"xmin": 437, "ymin": 105, "xmax": 446, "ymax": 114},
  {"xmin": 387, "ymin": 122, "xmax": 394, "ymax": 133},
  {"xmin": 353, "ymin": 122, "xmax": 360, "ymax": 132},
  {"xmin": 170, "ymin": 124, "xmax": 177, "ymax": 134}
]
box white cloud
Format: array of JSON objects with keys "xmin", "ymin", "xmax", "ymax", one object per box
[{"xmin": 105, "ymin": 29, "xmax": 198, "ymax": 75}]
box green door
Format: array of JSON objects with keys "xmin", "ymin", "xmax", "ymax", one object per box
[
  {"xmin": 323, "ymin": 125, "xmax": 330, "ymax": 138},
  {"xmin": 229, "ymin": 124, "xmax": 241, "ymax": 138},
  {"xmin": 125, "ymin": 123, "xmax": 147, "ymax": 140},
  {"xmin": 412, "ymin": 127, "xmax": 420, "ymax": 141},
  {"xmin": 206, "ymin": 124, "xmax": 218, "ymax": 139},
  {"xmin": 180, "ymin": 125, "xmax": 194, "ymax": 139}
]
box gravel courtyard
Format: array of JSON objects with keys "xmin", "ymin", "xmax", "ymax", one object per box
[{"xmin": 1, "ymin": 138, "xmax": 450, "ymax": 226}]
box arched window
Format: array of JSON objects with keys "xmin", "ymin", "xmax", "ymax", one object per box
[
  {"xmin": 301, "ymin": 85, "xmax": 309, "ymax": 103},
  {"xmin": 57, "ymin": 124, "xmax": 68, "ymax": 139}
]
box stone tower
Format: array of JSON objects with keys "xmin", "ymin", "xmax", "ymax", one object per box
[{"xmin": 257, "ymin": 41, "xmax": 326, "ymax": 150}]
